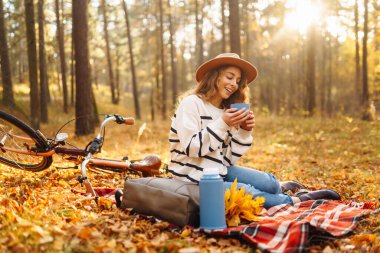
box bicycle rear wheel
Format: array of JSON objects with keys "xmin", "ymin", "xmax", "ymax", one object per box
[{"xmin": 0, "ymin": 111, "xmax": 53, "ymax": 171}]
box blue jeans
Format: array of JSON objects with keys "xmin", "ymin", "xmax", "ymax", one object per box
[{"xmin": 224, "ymin": 165, "xmax": 293, "ymax": 209}]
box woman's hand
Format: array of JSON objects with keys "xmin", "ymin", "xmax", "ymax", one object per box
[
  {"xmin": 223, "ymin": 108, "xmax": 250, "ymax": 127},
  {"xmin": 240, "ymin": 111, "xmax": 255, "ymax": 131}
]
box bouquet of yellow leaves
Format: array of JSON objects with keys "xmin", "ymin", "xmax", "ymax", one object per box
[{"xmin": 224, "ymin": 178, "xmax": 265, "ymax": 227}]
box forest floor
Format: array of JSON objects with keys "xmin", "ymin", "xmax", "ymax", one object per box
[{"xmin": 0, "ymin": 91, "xmax": 380, "ymax": 252}]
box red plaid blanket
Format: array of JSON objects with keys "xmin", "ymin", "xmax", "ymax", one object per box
[
  {"xmin": 72, "ymin": 188, "xmax": 377, "ymax": 253},
  {"xmin": 206, "ymin": 200, "xmax": 378, "ymax": 253}
]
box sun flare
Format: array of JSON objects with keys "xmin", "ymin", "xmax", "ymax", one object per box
[{"xmin": 284, "ymin": 0, "xmax": 322, "ymax": 34}]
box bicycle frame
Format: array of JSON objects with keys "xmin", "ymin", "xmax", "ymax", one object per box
[{"xmin": 0, "ymin": 114, "xmax": 161, "ymax": 196}]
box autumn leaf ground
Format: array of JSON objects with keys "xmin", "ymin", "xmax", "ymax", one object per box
[{"xmin": 1, "ymin": 89, "xmax": 379, "ymax": 252}]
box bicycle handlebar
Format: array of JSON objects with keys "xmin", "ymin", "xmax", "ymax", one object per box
[
  {"xmin": 96, "ymin": 115, "xmax": 135, "ymax": 141},
  {"xmin": 121, "ymin": 117, "xmax": 134, "ymax": 125}
]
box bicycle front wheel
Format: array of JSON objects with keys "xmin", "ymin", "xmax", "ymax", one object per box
[{"xmin": 0, "ymin": 111, "xmax": 53, "ymax": 171}]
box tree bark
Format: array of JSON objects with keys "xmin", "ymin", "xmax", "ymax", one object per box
[
  {"xmin": 327, "ymin": 33, "xmax": 333, "ymax": 117},
  {"xmin": 168, "ymin": 0, "xmax": 178, "ymax": 108},
  {"xmin": 155, "ymin": 29, "xmax": 161, "ymax": 120},
  {"xmin": 55, "ymin": 0, "xmax": 68, "ymax": 113},
  {"xmin": 24, "ymin": 0, "xmax": 40, "ymax": 129},
  {"xmin": 362, "ymin": 0, "xmax": 372, "ymax": 120},
  {"xmin": 101, "ymin": 0, "xmax": 117, "ymax": 104},
  {"xmin": 73, "ymin": 0, "xmax": 94, "ymax": 135},
  {"xmin": 242, "ymin": 0, "xmax": 249, "ymax": 58},
  {"xmin": 195, "ymin": 0, "xmax": 204, "ymax": 66},
  {"xmin": 115, "ymin": 45, "xmax": 120, "ymax": 103},
  {"xmin": 18, "ymin": 45, "xmax": 26, "ymax": 84},
  {"xmin": 122, "ymin": 0, "xmax": 141, "ymax": 119},
  {"xmin": 288, "ymin": 52, "xmax": 295, "ymax": 115},
  {"xmin": 373, "ymin": 0, "xmax": 379, "ymax": 51},
  {"xmin": 228, "ymin": 0, "xmax": 241, "ymax": 55},
  {"xmin": 221, "ymin": 0, "xmax": 227, "ymax": 52},
  {"xmin": 70, "ymin": 33, "xmax": 75, "ymax": 106},
  {"xmin": 153, "ymin": 49, "xmax": 160, "ymax": 122},
  {"xmin": 38, "ymin": 0, "xmax": 48, "ymax": 123},
  {"xmin": 306, "ymin": 24, "xmax": 316, "ymax": 116},
  {"xmin": 354, "ymin": 0, "xmax": 361, "ymax": 108},
  {"xmin": 158, "ymin": 0, "xmax": 167, "ymax": 119},
  {"xmin": 320, "ymin": 34, "xmax": 326, "ymax": 116},
  {"xmin": 0, "ymin": 0, "xmax": 15, "ymax": 107}
]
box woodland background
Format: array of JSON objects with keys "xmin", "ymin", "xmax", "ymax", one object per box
[
  {"xmin": 0, "ymin": 0, "xmax": 380, "ymax": 252},
  {"xmin": 0, "ymin": 0, "xmax": 379, "ymax": 129}
]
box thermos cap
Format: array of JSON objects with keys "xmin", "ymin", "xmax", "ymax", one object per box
[{"xmin": 203, "ymin": 168, "xmax": 219, "ymax": 175}]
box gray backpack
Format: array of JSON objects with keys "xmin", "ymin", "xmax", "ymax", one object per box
[{"xmin": 118, "ymin": 177, "xmax": 200, "ymax": 227}]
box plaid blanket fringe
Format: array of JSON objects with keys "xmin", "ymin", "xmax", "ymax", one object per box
[{"xmin": 72, "ymin": 188, "xmax": 377, "ymax": 253}]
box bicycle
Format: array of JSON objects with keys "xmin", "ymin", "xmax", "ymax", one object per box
[{"xmin": 0, "ymin": 110, "xmax": 162, "ymax": 197}]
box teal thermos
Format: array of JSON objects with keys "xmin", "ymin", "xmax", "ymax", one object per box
[{"xmin": 199, "ymin": 168, "xmax": 227, "ymax": 229}]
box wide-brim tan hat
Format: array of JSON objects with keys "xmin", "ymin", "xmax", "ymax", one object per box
[{"xmin": 195, "ymin": 53, "xmax": 258, "ymax": 83}]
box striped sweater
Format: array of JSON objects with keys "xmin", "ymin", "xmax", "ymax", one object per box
[{"xmin": 168, "ymin": 95, "xmax": 253, "ymax": 183}]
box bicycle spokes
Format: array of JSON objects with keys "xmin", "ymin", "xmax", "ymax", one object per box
[{"xmin": 0, "ymin": 119, "xmax": 46, "ymax": 170}]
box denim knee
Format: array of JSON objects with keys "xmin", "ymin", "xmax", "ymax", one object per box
[{"xmin": 260, "ymin": 173, "xmax": 281, "ymax": 194}]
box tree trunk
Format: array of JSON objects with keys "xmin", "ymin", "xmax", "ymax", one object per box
[
  {"xmin": 158, "ymin": 0, "xmax": 167, "ymax": 119},
  {"xmin": 228, "ymin": 0, "xmax": 241, "ymax": 55},
  {"xmin": 221, "ymin": 0, "xmax": 227, "ymax": 52},
  {"xmin": 242, "ymin": 0, "xmax": 249, "ymax": 58},
  {"xmin": 0, "ymin": 0, "xmax": 15, "ymax": 107},
  {"xmin": 18, "ymin": 45, "xmax": 26, "ymax": 84},
  {"xmin": 362, "ymin": 0, "xmax": 369, "ymax": 106},
  {"xmin": 179, "ymin": 44, "xmax": 187, "ymax": 92},
  {"xmin": 122, "ymin": 0, "xmax": 141, "ymax": 119},
  {"xmin": 18, "ymin": 50, "xmax": 25, "ymax": 84},
  {"xmin": 373, "ymin": 0, "xmax": 379, "ymax": 51},
  {"xmin": 155, "ymin": 30, "xmax": 161, "ymax": 120},
  {"xmin": 101, "ymin": 0, "xmax": 117, "ymax": 104},
  {"xmin": 295, "ymin": 40, "xmax": 303, "ymax": 114},
  {"xmin": 168, "ymin": 0, "xmax": 178, "ymax": 109},
  {"xmin": 288, "ymin": 52, "xmax": 295, "ymax": 115},
  {"xmin": 354, "ymin": 0, "xmax": 361, "ymax": 109},
  {"xmin": 55, "ymin": 0, "xmax": 68, "ymax": 113},
  {"xmin": 150, "ymin": 82, "xmax": 155, "ymax": 121},
  {"xmin": 153, "ymin": 51, "xmax": 160, "ymax": 122},
  {"xmin": 320, "ymin": 34, "xmax": 326, "ymax": 117},
  {"xmin": 115, "ymin": 45, "xmax": 120, "ymax": 102},
  {"xmin": 362, "ymin": 0, "xmax": 372, "ymax": 120},
  {"xmin": 38, "ymin": 0, "xmax": 48, "ymax": 123},
  {"xmin": 373, "ymin": 0, "xmax": 380, "ymax": 112},
  {"xmin": 306, "ymin": 24, "xmax": 316, "ymax": 116},
  {"xmin": 327, "ymin": 33, "xmax": 333, "ymax": 117},
  {"xmin": 195, "ymin": 0, "xmax": 204, "ymax": 66},
  {"xmin": 24, "ymin": 0, "xmax": 40, "ymax": 129},
  {"xmin": 73, "ymin": 0, "xmax": 94, "ymax": 135},
  {"xmin": 91, "ymin": 87, "xmax": 99, "ymax": 124},
  {"xmin": 70, "ymin": 34, "xmax": 75, "ymax": 106}
]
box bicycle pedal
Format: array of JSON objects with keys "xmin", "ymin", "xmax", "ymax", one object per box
[{"xmin": 122, "ymin": 156, "xmax": 129, "ymax": 161}]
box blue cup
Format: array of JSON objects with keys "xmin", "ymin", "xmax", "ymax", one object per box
[{"xmin": 231, "ymin": 103, "xmax": 249, "ymax": 110}]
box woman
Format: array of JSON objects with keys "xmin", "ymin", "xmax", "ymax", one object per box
[{"xmin": 168, "ymin": 53, "xmax": 340, "ymax": 209}]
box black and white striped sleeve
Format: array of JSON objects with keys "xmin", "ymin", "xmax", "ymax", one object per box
[
  {"xmin": 175, "ymin": 97, "xmax": 229, "ymax": 158},
  {"xmin": 224, "ymin": 127, "xmax": 253, "ymax": 165}
]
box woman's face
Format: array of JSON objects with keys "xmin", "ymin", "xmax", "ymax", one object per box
[{"xmin": 216, "ymin": 66, "xmax": 241, "ymax": 100}]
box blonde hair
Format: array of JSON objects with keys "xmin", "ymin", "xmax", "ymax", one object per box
[{"xmin": 180, "ymin": 66, "xmax": 250, "ymax": 109}]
